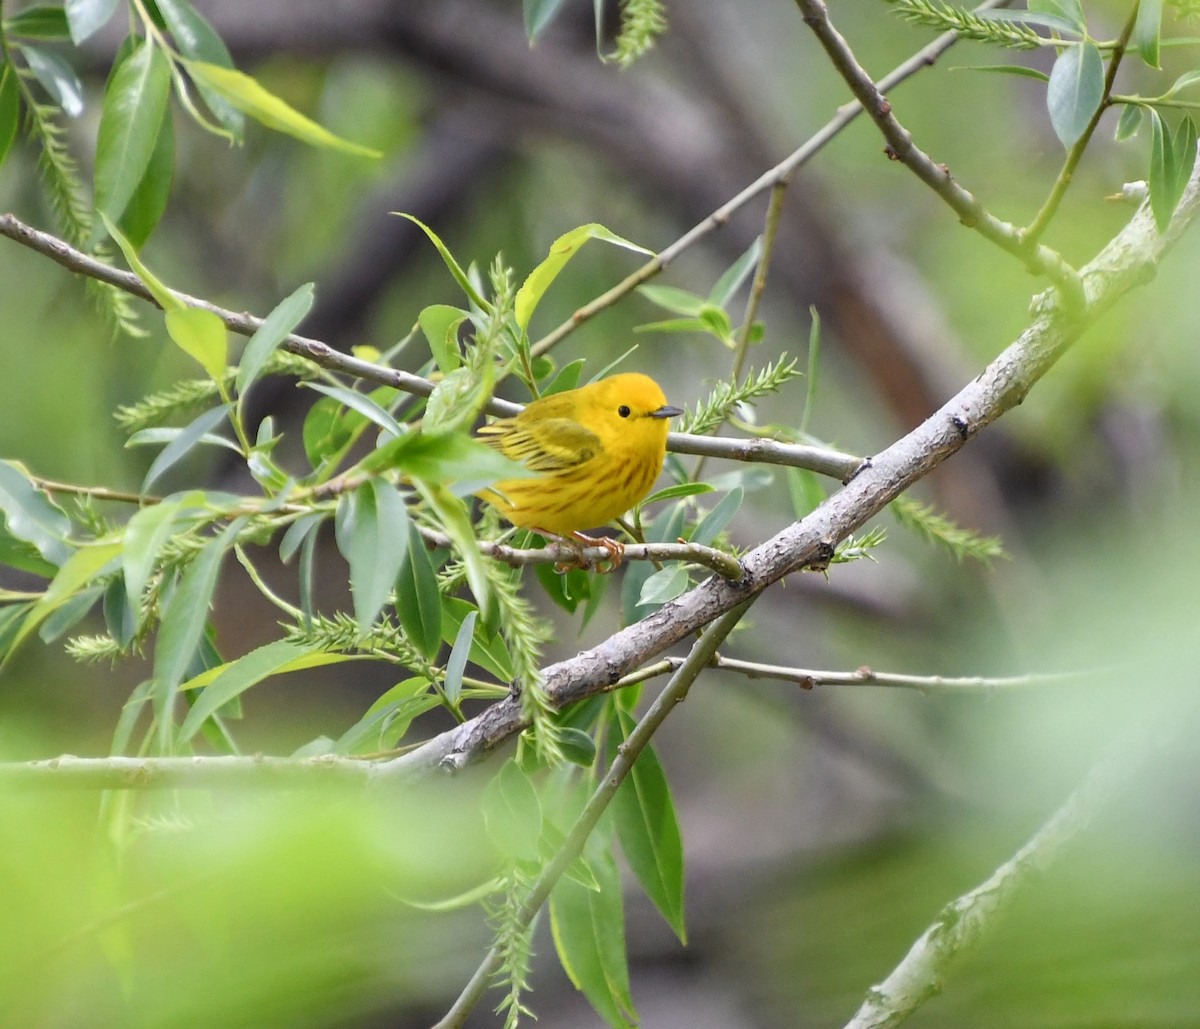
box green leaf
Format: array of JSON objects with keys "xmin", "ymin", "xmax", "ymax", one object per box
[
  {"xmin": 0, "ymin": 460, "xmax": 72, "ymax": 565},
  {"xmin": 184, "ymin": 60, "xmax": 381, "ymax": 158},
  {"xmin": 152, "ymin": 518, "xmax": 245, "ymax": 750},
  {"xmin": 178, "ymin": 640, "xmax": 351, "ymax": 743},
  {"xmin": 302, "ymin": 395, "xmax": 351, "ymax": 470},
  {"xmin": 610, "ymin": 706, "xmax": 686, "ymax": 942},
  {"xmin": 368, "ymin": 431, "xmax": 527, "ymax": 490},
  {"xmin": 416, "ymin": 481, "xmax": 492, "ymax": 621},
  {"xmin": 1150, "ymin": 108, "xmax": 1177, "ymax": 232},
  {"xmin": 127, "ymin": 426, "xmax": 240, "ymax": 454},
  {"xmin": 1046, "ymin": 42, "xmax": 1103, "ymax": 147},
  {"xmin": 40, "ymin": 583, "xmax": 102, "ymax": 642},
  {"xmin": 335, "ymin": 479, "xmax": 410, "ymax": 638},
  {"xmin": 395, "ymin": 520, "xmax": 442, "ymax": 661},
  {"xmin": 5, "ymin": 6, "xmax": 71, "ymax": 40},
  {"xmin": 417, "ymin": 304, "xmax": 467, "ymax": 373},
  {"xmin": 443, "ymin": 608, "xmax": 475, "ymax": 706},
  {"xmin": 392, "ymin": 212, "xmax": 489, "ymax": 311},
  {"xmin": 117, "ymin": 100, "xmax": 174, "ymax": 248},
  {"xmin": 482, "ymin": 758, "xmax": 543, "ymax": 863},
  {"xmin": 154, "ymin": 0, "xmax": 244, "ymax": 140},
  {"xmin": 641, "ymin": 482, "xmax": 714, "ymax": 506},
  {"xmin": 100, "ymin": 213, "xmax": 184, "ymax": 312},
  {"xmin": 93, "ymin": 38, "xmax": 171, "ymax": 231},
  {"xmin": 689, "ymin": 486, "xmax": 743, "ymax": 546},
  {"xmin": 986, "ymin": 8, "xmax": 1081, "ymax": 35},
  {"xmin": 122, "ymin": 495, "xmax": 191, "ymax": 616},
  {"xmin": 336, "ymin": 675, "xmax": 434, "ymax": 753},
  {"xmin": 636, "ymin": 565, "xmax": 689, "ymax": 607},
  {"xmin": 138, "ymin": 404, "xmax": 232, "ymax": 493},
  {"xmin": 534, "ymin": 557, "xmax": 594, "ymax": 615},
  {"xmin": 64, "ymin": 0, "xmax": 118, "ymax": 43},
  {"xmin": 557, "ymin": 726, "xmax": 597, "ymax": 766},
  {"xmin": 441, "ymin": 596, "xmax": 513, "ymax": 681},
  {"xmin": 633, "ymin": 316, "xmax": 713, "ymax": 336},
  {"xmin": 19, "ymin": 43, "xmax": 84, "ymax": 117},
  {"xmin": 551, "ymin": 839, "xmax": 637, "ymax": 1029},
  {"xmin": 0, "ymin": 63, "xmax": 20, "ymax": 170},
  {"xmin": 516, "ymin": 223, "xmax": 652, "ymax": 332},
  {"xmin": 425, "ymin": 366, "xmax": 490, "ymax": 436},
  {"xmin": 1135, "ymin": 0, "xmax": 1162, "ymax": 68},
  {"xmin": 103, "ymin": 575, "xmax": 137, "ymax": 648},
  {"xmin": 786, "ymin": 466, "xmax": 825, "ymax": 519},
  {"xmin": 1175, "ymin": 117, "xmax": 1198, "ymax": 205},
  {"xmin": 302, "ymin": 382, "xmax": 405, "ymax": 439},
  {"xmin": 962, "ymin": 64, "xmax": 1050, "ymax": 83},
  {"xmin": 708, "ymin": 236, "xmax": 761, "ymax": 308},
  {"xmin": 1115, "ymin": 103, "xmax": 1143, "ymax": 142},
  {"xmin": 236, "ymin": 282, "xmax": 315, "ymax": 399},
  {"xmin": 165, "ymin": 306, "xmax": 228, "ymax": 383},
  {"xmin": 0, "ymin": 527, "xmax": 59, "ymax": 577},
  {"xmin": 524, "ymin": 0, "xmax": 569, "ymax": 41},
  {"xmin": 620, "ymin": 501, "xmax": 685, "ymax": 625},
  {"xmin": 1029, "ymin": 0, "xmax": 1084, "ymax": 31},
  {"xmin": 636, "ymin": 284, "xmax": 707, "ymax": 317},
  {"xmin": 6, "ymin": 540, "xmax": 122, "ymax": 662},
  {"xmin": 1164, "ymin": 69, "xmax": 1200, "ymax": 100}
]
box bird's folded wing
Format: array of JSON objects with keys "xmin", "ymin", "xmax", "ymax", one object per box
[{"xmin": 478, "ymin": 417, "xmax": 600, "ymax": 472}]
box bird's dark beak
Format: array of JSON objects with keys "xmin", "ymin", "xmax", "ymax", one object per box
[{"xmin": 650, "ymin": 404, "xmax": 684, "ymax": 419}]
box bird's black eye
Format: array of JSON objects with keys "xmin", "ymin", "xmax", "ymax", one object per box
[{"xmin": 617, "ymin": 405, "xmax": 631, "ymax": 418}]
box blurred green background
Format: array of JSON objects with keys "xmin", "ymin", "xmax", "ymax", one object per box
[{"xmin": 2, "ymin": 0, "xmax": 1200, "ymax": 1025}]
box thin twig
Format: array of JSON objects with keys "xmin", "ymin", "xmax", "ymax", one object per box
[
  {"xmin": 674, "ymin": 655, "xmax": 1088, "ymax": 695},
  {"xmin": 792, "ymin": 0, "xmax": 1086, "ymax": 309},
  {"xmin": 431, "ymin": 599, "xmax": 755, "ymax": 1029},
  {"xmin": 526, "ymin": 0, "xmax": 1014, "ymax": 359},
  {"xmin": 0, "ymin": 214, "xmax": 863, "ymax": 481}
]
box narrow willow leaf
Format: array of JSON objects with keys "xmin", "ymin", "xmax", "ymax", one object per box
[
  {"xmin": 620, "ymin": 502, "xmax": 685, "ymax": 625},
  {"xmin": 441, "ymin": 596, "xmax": 513, "ymax": 681},
  {"xmin": 551, "ymin": 840, "xmax": 637, "ymax": 1029},
  {"xmin": 414, "ymin": 481, "xmax": 492, "ymax": 621},
  {"xmin": 392, "ymin": 212, "xmax": 489, "ymax": 311},
  {"xmin": 424, "ymin": 366, "xmax": 490, "ymax": 436},
  {"xmin": 20, "ymin": 43, "xmax": 84, "ymax": 117},
  {"xmin": 236, "ymin": 282, "xmax": 314, "ymax": 398},
  {"xmin": 963, "ymin": 64, "xmax": 1050, "ymax": 82},
  {"xmin": 1135, "ymin": 0, "xmax": 1163, "ymax": 68},
  {"xmin": 1115, "ymin": 104, "xmax": 1144, "ymax": 142},
  {"xmin": 1165, "ymin": 69, "xmax": 1200, "ymax": 100},
  {"xmin": 708, "ymin": 236, "xmax": 762, "ymax": 308},
  {"xmin": 118, "ymin": 102, "xmax": 174, "ymax": 248},
  {"xmin": 337, "ymin": 479, "xmax": 410, "ymax": 638},
  {"xmin": 138, "ymin": 404, "xmax": 232, "ymax": 493},
  {"xmin": 1174, "ymin": 116, "xmax": 1198, "ymax": 205},
  {"xmin": 396, "ymin": 520, "xmax": 442, "ymax": 661},
  {"xmin": 152, "ymin": 518, "xmax": 245, "ymax": 750},
  {"xmin": 154, "ymin": 0, "xmax": 244, "ymax": 139},
  {"xmin": 610, "ymin": 706, "xmax": 686, "ymax": 942},
  {"xmin": 64, "ymin": 0, "xmax": 119, "ymax": 44},
  {"xmin": 986, "ymin": 8, "xmax": 1081, "ymax": 35},
  {"xmin": 0, "ymin": 64, "xmax": 21, "ymax": 170},
  {"xmin": 0, "ymin": 460, "xmax": 72, "ymax": 565},
  {"xmin": 689, "ymin": 486, "xmax": 743, "ymax": 546},
  {"xmin": 122, "ymin": 496, "xmax": 188, "ymax": 615},
  {"xmin": 336, "ymin": 675, "xmax": 433, "ymax": 754},
  {"xmin": 184, "ymin": 60, "xmax": 381, "ymax": 158},
  {"xmin": 5, "ymin": 6, "xmax": 71, "ymax": 39},
  {"xmin": 6, "ymin": 541, "xmax": 122, "ymax": 661},
  {"xmin": 1029, "ymin": 0, "xmax": 1084, "ymax": 31},
  {"xmin": 40, "ymin": 583, "xmax": 102, "ymax": 642},
  {"xmin": 524, "ymin": 0, "xmax": 569, "ymax": 41},
  {"xmin": 302, "ymin": 382, "xmax": 405, "ymax": 439},
  {"xmin": 103, "ymin": 576, "xmax": 137, "ymax": 648},
  {"xmin": 1046, "ymin": 42, "xmax": 1103, "ymax": 147},
  {"xmin": 279, "ymin": 511, "xmax": 325, "ymax": 564},
  {"xmin": 641, "ymin": 482, "xmax": 714, "ymax": 505},
  {"xmin": 101, "ymin": 213, "xmax": 184, "ymax": 312},
  {"xmin": 93, "ymin": 38, "xmax": 171, "ymax": 231},
  {"xmin": 1150, "ymin": 108, "xmax": 1176, "ymax": 232},
  {"xmin": 481, "ymin": 758, "xmax": 543, "ymax": 863},
  {"xmin": 443, "ymin": 608, "xmax": 476, "ymax": 706},
  {"xmin": 178, "ymin": 640, "xmax": 350, "ymax": 742},
  {"xmin": 165, "ymin": 307, "xmax": 228, "ymax": 383},
  {"xmin": 515, "ymin": 223, "xmax": 652, "ymax": 332},
  {"xmin": 417, "ymin": 303, "xmax": 467, "ymax": 373},
  {"xmin": 636, "ymin": 284, "xmax": 707, "ymax": 316}
]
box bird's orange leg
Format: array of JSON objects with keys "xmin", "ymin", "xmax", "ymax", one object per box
[{"xmin": 535, "ymin": 529, "xmax": 625, "ymax": 573}]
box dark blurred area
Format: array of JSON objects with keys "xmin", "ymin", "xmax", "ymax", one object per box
[{"xmin": 3, "ymin": 0, "xmax": 1200, "ymax": 1025}]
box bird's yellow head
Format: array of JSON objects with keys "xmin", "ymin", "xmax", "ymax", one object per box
[{"xmin": 577, "ymin": 373, "xmax": 682, "ymax": 451}]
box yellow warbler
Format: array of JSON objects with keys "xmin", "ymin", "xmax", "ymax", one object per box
[{"xmin": 477, "ymin": 373, "xmax": 683, "ymax": 546}]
